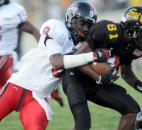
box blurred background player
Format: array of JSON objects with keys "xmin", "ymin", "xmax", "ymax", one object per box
[{"xmin": 0, "ymin": 0, "xmax": 40, "ymax": 88}]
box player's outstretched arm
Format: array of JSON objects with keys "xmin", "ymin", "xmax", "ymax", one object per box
[
  {"xmin": 19, "ymin": 21, "xmax": 40, "ymax": 41},
  {"xmin": 50, "ymin": 48, "xmax": 110, "ymax": 69}
]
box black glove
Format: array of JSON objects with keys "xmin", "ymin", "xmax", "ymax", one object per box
[
  {"xmin": 94, "ymin": 48, "xmax": 111, "ymax": 62},
  {"xmin": 96, "ymin": 68, "xmax": 119, "ymax": 84},
  {"xmin": 134, "ymin": 80, "xmax": 142, "ymax": 93}
]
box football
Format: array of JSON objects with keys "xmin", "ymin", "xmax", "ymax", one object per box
[
  {"xmin": 90, "ymin": 62, "xmax": 112, "ymax": 75},
  {"xmin": 90, "ymin": 56, "xmax": 120, "ymax": 75}
]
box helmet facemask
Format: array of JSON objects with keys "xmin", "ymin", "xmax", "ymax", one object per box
[
  {"xmin": 123, "ymin": 20, "xmax": 140, "ymax": 38},
  {"xmin": 70, "ymin": 16, "xmax": 95, "ymax": 42}
]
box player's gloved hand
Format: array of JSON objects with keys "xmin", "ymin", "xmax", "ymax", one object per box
[
  {"xmin": 96, "ymin": 68, "xmax": 119, "ymax": 84},
  {"xmin": 134, "ymin": 80, "xmax": 142, "ymax": 93},
  {"xmin": 93, "ymin": 48, "xmax": 111, "ymax": 62}
]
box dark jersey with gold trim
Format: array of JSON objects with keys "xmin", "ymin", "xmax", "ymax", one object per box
[
  {"xmin": 87, "ymin": 20, "xmax": 127, "ymax": 55},
  {"xmin": 87, "ymin": 20, "xmax": 136, "ymax": 65}
]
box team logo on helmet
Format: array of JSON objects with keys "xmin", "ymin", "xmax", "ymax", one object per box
[
  {"xmin": 139, "ymin": 15, "xmax": 142, "ymax": 24},
  {"xmin": 127, "ymin": 8, "xmax": 142, "ymax": 22},
  {"xmin": 122, "ymin": 6, "xmax": 142, "ymax": 25}
]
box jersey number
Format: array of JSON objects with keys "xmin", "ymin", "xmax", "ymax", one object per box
[{"xmin": 107, "ymin": 24, "xmax": 118, "ymax": 40}]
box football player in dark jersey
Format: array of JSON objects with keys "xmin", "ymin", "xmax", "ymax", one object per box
[
  {"xmin": 87, "ymin": 6, "xmax": 142, "ymax": 130},
  {"xmin": 87, "ymin": 6, "xmax": 142, "ymax": 100},
  {"xmin": 87, "ymin": 6, "xmax": 142, "ymax": 93},
  {"xmin": 63, "ymin": 5, "xmax": 142, "ymax": 130}
]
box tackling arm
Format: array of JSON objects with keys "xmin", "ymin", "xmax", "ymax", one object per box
[
  {"xmin": 49, "ymin": 40, "xmax": 111, "ymax": 69},
  {"xmin": 49, "ymin": 40, "xmax": 114, "ymax": 84}
]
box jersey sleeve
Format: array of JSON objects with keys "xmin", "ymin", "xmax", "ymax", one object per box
[
  {"xmin": 39, "ymin": 19, "xmax": 70, "ymax": 50},
  {"xmin": 39, "ymin": 19, "xmax": 66, "ymax": 43},
  {"xmin": 16, "ymin": 3, "xmax": 27, "ymax": 23},
  {"xmin": 45, "ymin": 39, "xmax": 63, "ymax": 58},
  {"xmin": 3, "ymin": 3, "xmax": 27, "ymax": 28}
]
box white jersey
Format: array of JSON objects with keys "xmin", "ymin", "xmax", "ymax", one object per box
[
  {"xmin": 8, "ymin": 19, "xmax": 74, "ymax": 98},
  {"xmin": 0, "ymin": 3, "xmax": 27, "ymax": 55}
]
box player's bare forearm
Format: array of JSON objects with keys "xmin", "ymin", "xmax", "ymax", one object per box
[
  {"xmin": 79, "ymin": 64, "xmax": 100, "ymax": 81},
  {"xmin": 19, "ymin": 21, "xmax": 40, "ymax": 41}
]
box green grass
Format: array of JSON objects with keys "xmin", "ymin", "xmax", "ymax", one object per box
[{"xmin": 1, "ymin": 77, "xmax": 142, "ymax": 130}]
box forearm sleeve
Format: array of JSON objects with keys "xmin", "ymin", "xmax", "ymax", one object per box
[{"xmin": 63, "ymin": 52, "xmax": 94, "ymax": 69}]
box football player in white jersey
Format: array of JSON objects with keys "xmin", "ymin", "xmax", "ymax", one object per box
[
  {"xmin": 0, "ymin": 0, "xmax": 69, "ymax": 108},
  {"xmin": 0, "ymin": 1, "xmax": 113, "ymax": 130},
  {"xmin": 0, "ymin": 0, "xmax": 40, "ymax": 88}
]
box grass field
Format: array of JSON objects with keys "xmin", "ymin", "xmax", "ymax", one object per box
[{"xmin": 1, "ymin": 77, "xmax": 142, "ymax": 130}]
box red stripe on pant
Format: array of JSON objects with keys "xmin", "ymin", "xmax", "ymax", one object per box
[
  {"xmin": 0, "ymin": 83, "xmax": 48, "ymax": 130},
  {"xmin": 0, "ymin": 55, "xmax": 13, "ymax": 88}
]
